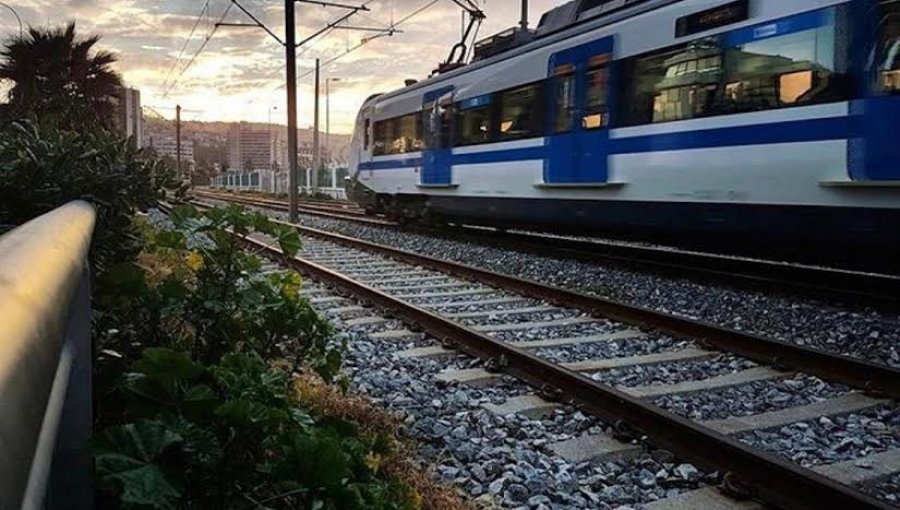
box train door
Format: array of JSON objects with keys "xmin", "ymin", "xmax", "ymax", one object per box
[
  {"xmin": 545, "ymin": 37, "xmax": 614, "ymax": 184},
  {"xmin": 421, "ymin": 86, "xmax": 455, "ymax": 186}
]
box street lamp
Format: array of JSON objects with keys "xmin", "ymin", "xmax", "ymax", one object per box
[
  {"xmin": 325, "ymin": 77, "xmax": 341, "ymax": 187},
  {"xmin": 0, "ymin": 2, "xmax": 23, "ymax": 37}
]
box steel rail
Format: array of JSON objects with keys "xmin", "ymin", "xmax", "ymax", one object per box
[
  {"xmin": 189, "ymin": 198, "xmax": 900, "ymax": 397},
  {"xmin": 191, "ymin": 190, "xmax": 389, "ymax": 225},
  {"xmin": 194, "ymin": 191, "xmax": 900, "ymax": 309},
  {"xmin": 435, "ymin": 226, "xmax": 900, "ymax": 309},
  {"xmin": 238, "ymin": 233, "xmax": 895, "ymax": 510},
  {"xmin": 192, "ymin": 190, "xmax": 363, "ymax": 214}
]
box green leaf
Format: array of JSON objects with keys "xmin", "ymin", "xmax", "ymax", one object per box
[
  {"xmin": 98, "ymin": 262, "xmax": 147, "ymax": 297},
  {"xmin": 153, "ymin": 229, "xmax": 187, "ymax": 250},
  {"xmin": 273, "ymin": 224, "xmax": 302, "ymax": 258},
  {"xmin": 291, "ymin": 408, "xmax": 315, "ymax": 429},
  {"xmin": 168, "ymin": 203, "xmax": 198, "ymax": 226},
  {"xmin": 133, "ymin": 348, "xmax": 204, "ymax": 391},
  {"xmin": 105, "ymin": 464, "xmax": 180, "ymax": 509},
  {"xmin": 93, "ymin": 420, "xmax": 183, "ymax": 509}
]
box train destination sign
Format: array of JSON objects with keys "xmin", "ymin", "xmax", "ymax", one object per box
[{"xmin": 675, "ymin": 0, "xmax": 750, "ymax": 38}]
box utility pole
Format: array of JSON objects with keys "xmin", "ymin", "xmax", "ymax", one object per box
[
  {"xmin": 312, "ymin": 58, "xmax": 321, "ymax": 195},
  {"xmin": 175, "ymin": 104, "xmax": 183, "ymax": 181},
  {"xmin": 217, "ymin": 0, "xmax": 376, "ymax": 215},
  {"xmin": 326, "ymin": 77, "xmax": 341, "ymax": 187},
  {"xmin": 285, "ymin": 0, "xmax": 299, "ymax": 222}
]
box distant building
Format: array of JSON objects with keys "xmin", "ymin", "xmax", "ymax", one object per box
[
  {"xmin": 297, "ymin": 141, "xmax": 329, "ymax": 168},
  {"xmin": 147, "ymin": 135, "xmax": 194, "ymax": 165},
  {"xmin": 227, "ymin": 122, "xmax": 285, "ymax": 172},
  {"xmin": 117, "ymin": 87, "xmax": 143, "ymax": 148}
]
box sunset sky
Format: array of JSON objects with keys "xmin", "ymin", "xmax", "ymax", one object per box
[{"xmin": 3, "ymin": 0, "xmax": 566, "ymax": 133}]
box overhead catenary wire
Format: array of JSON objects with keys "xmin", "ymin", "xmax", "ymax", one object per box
[
  {"xmin": 159, "ymin": 0, "xmax": 210, "ymax": 94},
  {"xmin": 254, "ymin": 0, "xmax": 381, "ymax": 89},
  {"xmin": 228, "ymin": 0, "xmax": 285, "ymax": 45},
  {"xmin": 290, "ymin": 0, "xmax": 440, "ymax": 84},
  {"xmin": 162, "ymin": 1, "xmax": 235, "ymax": 98}
]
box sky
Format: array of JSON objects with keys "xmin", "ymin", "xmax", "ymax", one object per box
[{"xmin": 3, "ymin": 0, "xmax": 567, "ymax": 133}]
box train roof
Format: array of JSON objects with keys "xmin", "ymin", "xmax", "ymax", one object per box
[{"xmin": 374, "ymin": 0, "xmax": 687, "ymax": 103}]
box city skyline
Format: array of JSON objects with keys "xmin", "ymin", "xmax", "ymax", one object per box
[{"xmin": 4, "ymin": 0, "xmax": 566, "ymax": 133}]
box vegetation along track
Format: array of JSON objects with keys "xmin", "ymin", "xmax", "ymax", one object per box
[
  {"xmin": 186, "ymin": 198, "xmax": 900, "ymax": 509},
  {"xmin": 193, "ymin": 189, "xmax": 900, "ymax": 310}
]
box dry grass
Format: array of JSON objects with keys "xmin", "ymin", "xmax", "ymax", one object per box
[{"xmin": 294, "ymin": 373, "xmax": 477, "ymax": 510}]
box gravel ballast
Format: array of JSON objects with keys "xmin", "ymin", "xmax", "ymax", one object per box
[
  {"xmin": 254, "ymin": 206, "xmax": 900, "ymax": 368},
  {"xmin": 736, "ymin": 405, "xmax": 900, "ymax": 468},
  {"xmin": 655, "ymin": 375, "xmax": 850, "ymax": 421},
  {"xmin": 300, "ymin": 280, "xmax": 712, "ymax": 509}
]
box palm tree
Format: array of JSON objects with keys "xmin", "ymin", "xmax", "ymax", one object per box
[{"xmin": 0, "ymin": 22, "xmax": 123, "ymax": 130}]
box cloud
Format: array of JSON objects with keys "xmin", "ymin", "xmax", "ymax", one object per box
[{"xmin": 3, "ymin": 0, "xmax": 567, "ymax": 132}]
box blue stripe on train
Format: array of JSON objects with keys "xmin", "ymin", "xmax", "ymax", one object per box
[{"xmin": 358, "ymin": 115, "xmax": 855, "ymax": 171}]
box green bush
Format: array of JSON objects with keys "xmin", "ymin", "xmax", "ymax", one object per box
[
  {"xmin": 0, "ymin": 119, "xmax": 181, "ymax": 270},
  {"xmin": 94, "ymin": 349, "xmax": 416, "ymax": 509},
  {"xmin": 94, "ymin": 205, "xmax": 418, "ymax": 509}
]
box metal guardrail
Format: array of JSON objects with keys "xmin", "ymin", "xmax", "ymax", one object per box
[{"xmin": 0, "ymin": 201, "xmax": 96, "ymax": 510}]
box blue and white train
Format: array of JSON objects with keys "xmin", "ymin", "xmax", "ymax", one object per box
[{"xmin": 348, "ymin": 0, "xmax": 900, "ymax": 265}]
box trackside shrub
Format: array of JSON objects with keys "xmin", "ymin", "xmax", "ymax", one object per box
[
  {"xmin": 0, "ymin": 119, "xmax": 181, "ymax": 270},
  {"xmin": 93, "ymin": 205, "xmax": 421, "ymax": 509}
]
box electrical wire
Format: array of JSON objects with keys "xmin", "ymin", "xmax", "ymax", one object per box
[
  {"xmin": 162, "ymin": 1, "xmax": 235, "ymax": 98},
  {"xmin": 159, "ymin": 0, "xmax": 210, "ymax": 93},
  {"xmin": 292, "ymin": 0, "xmax": 440, "ymax": 83}
]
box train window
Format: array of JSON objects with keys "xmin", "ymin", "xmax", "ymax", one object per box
[
  {"xmin": 719, "ymin": 21, "xmax": 845, "ymax": 113},
  {"xmin": 457, "ymin": 100, "xmax": 493, "ymax": 146},
  {"xmin": 553, "ymin": 64, "xmax": 576, "ymax": 132},
  {"xmin": 876, "ymin": 0, "xmax": 900, "ymax": 93},
  {"xmin": 498, "ymin": 83, "xmax": 543, "ymax": 141},
  {"xmin": 392, "ymin": 113, "xmax": 422, "ymax": 154},
  {"xmin": 618, "ymin": 8, "xmax": 848, "ymax": 126},
  {"xmin": 619, "ymin": 38, "xmax": 722, "ymax": 126},
  {"xmin": 364, "ymin": 118, "xmax": 370, "ymax": 150},
  {"xmin": 423, "ymin": 98, "xmax": 455, "ymax": 149},
  {"xmin": 583, "ymin": 54, "xmax": 611, "ymax": 129},
  {"xmin": 373, "ymin": 119, "xmax": 391, "ymax": 156}
]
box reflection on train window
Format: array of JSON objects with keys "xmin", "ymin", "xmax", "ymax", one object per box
[
  {"xmin": 583, "ymin": 54, "xmax": 610, "ymax": 129},
  {"xmin": 721, "ymin": 24, "xmax": 842, "ymax": 112},
  {"xmin": 499, "ymin": 83, "xmax": 542, "ymax": 140},
  {"xmin": 553, "ymin": 65, "xmax": 576, "ymax": 132},
  {"xmin": 618, "ymin": 9, "xmax": 847, "ymax": 126},
  {"xmin": 654, "ymin": 84, "xmax": 717, "ymax": 122},
  {"xmin": 392, "ymin": 113, "xmax": 421, "ymax": 154},
  {"xmin": 779, "ymin": 70, "xmax": 814, "ymax": 103},
  {"xmin": 373, "ymin": 115, "xmax": 420, "ymax": 155},
  {"xmin": 457, "ymin": 104, "xmax": 492, "ymax": 145},
  {"xmin": 373, "ymin": 119, "xmax": 391, "ymax": 156},
  {"xmin": 876, "ymin": 0, "xmax": 900, "ymax": 92},
  {"xmin": 620, "ymin": 37, "xmax": 722, "ymax": 125}
]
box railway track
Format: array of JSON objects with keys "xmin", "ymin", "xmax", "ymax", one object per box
[
  {"xmin": 192, "ymin": 190, "xmax": 367, "ymax": 218},
  {"xmin": 174, "ymin": 199, "xmax": 900, "ymax": 509},
  {"xmin": 193, "ymin": 189, "xmax": 900, "ymax": 310}
]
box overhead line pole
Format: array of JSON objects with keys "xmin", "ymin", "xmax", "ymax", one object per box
[
  {"xmin": 312, "ymin": 58, "xmax": 321, "ymax": 196},
  {"xmin": 176, "ymin": 104, "xmax": 183, "ymax": 181},
  {"xmin": 216, "ymin": 0, "xmax": 378, "ymax": 218},
  {"xmin": 285, "ymin": 0, "xmax": 300, "ymax": 222}
]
